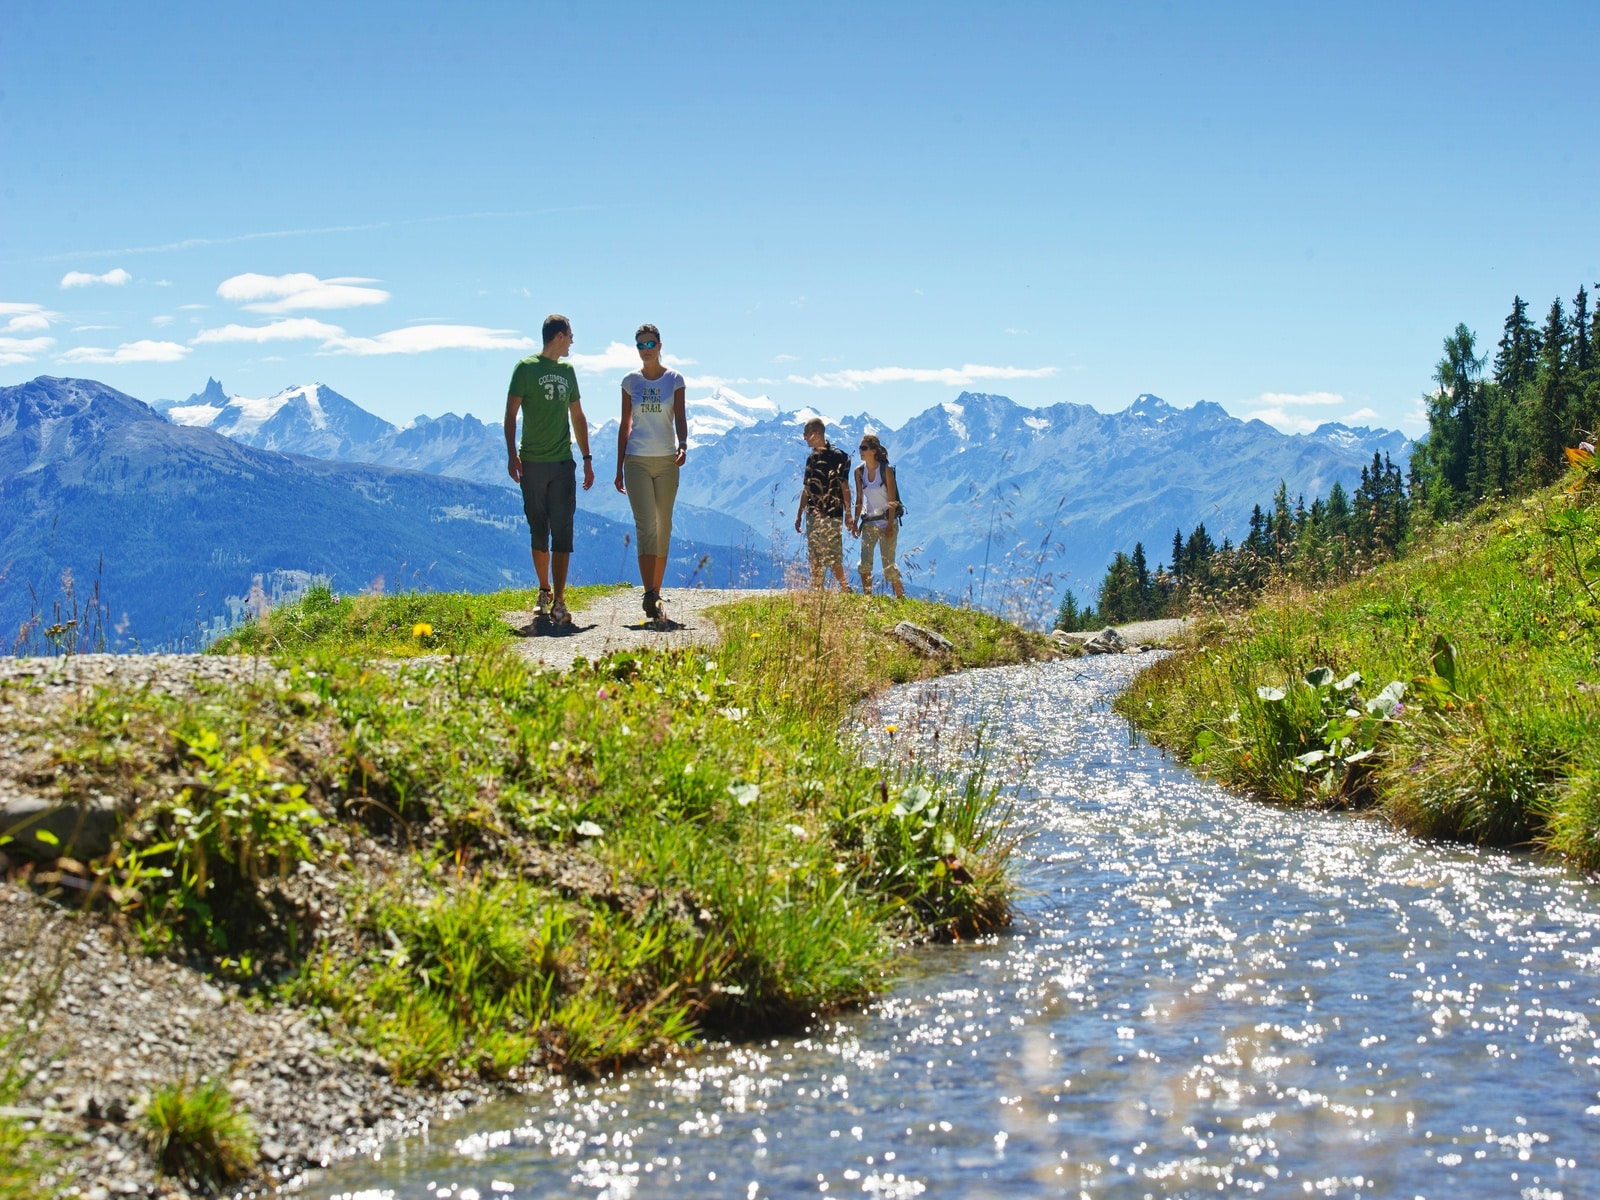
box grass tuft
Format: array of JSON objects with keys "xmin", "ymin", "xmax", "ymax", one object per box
[{"xmin": 141, "ymin": 1077, "xmax": 257, "ymax": 1193}]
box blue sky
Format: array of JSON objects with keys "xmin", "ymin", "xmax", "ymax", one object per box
[{"xmin": 2, "ymin": 1, "xmax": 1596, "ymax": 433}]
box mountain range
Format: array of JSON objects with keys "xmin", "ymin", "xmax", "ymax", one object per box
[
  {"xmin": 158, "ymin": 377, "xmax": 1413, "ymax": 621},
  {"xmin": 2, "ymin": 378, "xmax": 782, "ymax": 651}
]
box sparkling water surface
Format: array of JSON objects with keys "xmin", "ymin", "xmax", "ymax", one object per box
[{"xmin": 313, "ymin": 657, "xmax": 1600, "ymax": 1199}]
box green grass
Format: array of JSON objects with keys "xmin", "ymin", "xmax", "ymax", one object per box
[
  {"xmin": 1120, "ymin": 479, "xmax": 1600, "ymax": 867},
  {"xmin": 208, "ymin": 582, "xmax": 617, "ymax": 657},
  {"xmin": 18, "ymin": 585, "xmax": 1047, "ymax": 1087},
  {"xmin": 142, "ymin": 1077, "xmax": 257, "ymax": 1191}
]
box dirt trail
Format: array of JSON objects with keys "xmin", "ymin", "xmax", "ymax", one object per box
[{"xmin": 502, "ymin": 586, "xmax": 778, "ymax": 670}]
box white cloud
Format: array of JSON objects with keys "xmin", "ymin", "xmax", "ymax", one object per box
[
  {"xmin": 1244, "ymin": 391, "xmax": 1351, "ymax": 434},
  {"xmin": 152, "ymin": 315, "xmax": 174, "ymax": 327},
  {"xmin": 1, "ymin": 302, "xmax": 61, "ymax": 335},
  {"xmin": 786, "ymin": 363, "xmax": 1059, "ymax": 391},
  {"xmin": 568, "ymin": 341, "xmax": 644, "ymax": 373},
  {"xmin": 0, "ymin": 336, "xmax": 55, "ymax": 366},
  {"xmin": 177, "ymin": 303, "xmax": 208, "ymax": 311},
  {"xmin": 60, "ymin": 267, "xmax": 132, "ymax": 288},
  {"xmin": 321, "ymin": 324, "xmax": 535, "ymax": 356},
  {"xmin": 60, "ymin": 339, "xmax": 191, "ymax": 364},
  {"xmin": 567, "ymin": 341, "xmax": 694, "ymax": 374},
  {"xmin": 773, "ymin": 353, "xmax": 798, "ymax": 363},
  {"xmin": 1256, "ymin": 390, "xmax": 1344, "ymax": 408},
  {"xmin": 217, "ymin": 272, "xmax": 389, "ymax": 314},
  {"xmin": 192, "ymin": 318, "xmax": 348, "ymax": 345},
  {"xmin": 1346, "ymin": 407, "xmax": 1380, "ymax": 422}
]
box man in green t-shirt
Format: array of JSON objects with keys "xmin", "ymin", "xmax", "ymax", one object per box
[{"xmin": 504, "ymin": 313, "xmax": 595, "ymax": 625}]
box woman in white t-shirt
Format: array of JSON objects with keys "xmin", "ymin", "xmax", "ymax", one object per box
[
  {"xmin": 853, "ymin": 433, "xmax": 905, "ymax": 598},
  {"xmin": 614, "ymin": 323, "xmax": 688, "ymax": 621}
]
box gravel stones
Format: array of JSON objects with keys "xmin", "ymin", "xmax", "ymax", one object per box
[{"xmin": 1, "ymin": 883, "xmax": 488, "ymax": 1199}]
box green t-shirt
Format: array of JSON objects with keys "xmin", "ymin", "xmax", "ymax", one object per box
[{"xmin": 509, "ymin": 355, "xmax": 582, "ymax": 463}]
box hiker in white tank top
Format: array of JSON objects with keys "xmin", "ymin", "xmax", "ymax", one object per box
[
  {"xmin": 613, "ymin": 323, "xmax": 687, "ymax": 621},
  {"xmin": 852, "ymin": 433, "xmax": 905, "ymax": 598}
]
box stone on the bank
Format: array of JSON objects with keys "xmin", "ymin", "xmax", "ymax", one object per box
[
  {"xmin": 1081, "ymin": 627, "xmax": 1127, "ymax": 655},
  {"xmin": 890, "ymin": 621, "xmax": 955, "ymax": 657},
  {"xmin": 0, "ymin": 793, "xmax": 121, "ymax": 860}
]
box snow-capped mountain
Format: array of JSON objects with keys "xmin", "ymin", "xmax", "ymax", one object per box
[
  {"xmin": 163, "ymin": 379, "xmax": 396, "ymax": 458},
  {"xmin": 685, "ymin": 386, "xmax": 781, "ymax": 444},
  {"xmin": 154, "ymin": 377, "xmax": 1413, "ymax": 623}
]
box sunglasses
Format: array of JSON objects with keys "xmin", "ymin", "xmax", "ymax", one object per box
[{"xmin": 636, "ymin": 340, "xmax": 659, "ymax": 350}]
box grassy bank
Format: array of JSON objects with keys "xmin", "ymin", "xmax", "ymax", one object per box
[
  {"xmin": 8, "ymin": 587, "xmax": 1050, "ymax": 1108},
  {"xmin": 1121, "ymin": 478, "xmax": 1600, "ymax": 869}
]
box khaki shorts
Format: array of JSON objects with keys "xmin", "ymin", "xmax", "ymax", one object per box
[{"xmin": 805, "ymin": 513, "xmax": 844, "ymax": 570}]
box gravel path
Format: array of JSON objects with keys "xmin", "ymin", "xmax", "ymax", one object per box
[{"xmin": 503, "ymin": 586, "xmax": 780, "ymax": 670}]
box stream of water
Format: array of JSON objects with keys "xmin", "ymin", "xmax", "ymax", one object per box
[{"xmin": 312, "ymin": 656, "xmax": 1600, "ymax": 1199}]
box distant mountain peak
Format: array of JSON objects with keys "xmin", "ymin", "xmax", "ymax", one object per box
[
  {"xmin": 1125, "ymin": 393, "xmax": 1174, "ymax": 416},
  {"xmin": 684, "ymin": 385, "xmax": 780, "ymax": 445},
  {"xmin": 189, "ymin": 378, "xmax": 228, "ymax": 407}
]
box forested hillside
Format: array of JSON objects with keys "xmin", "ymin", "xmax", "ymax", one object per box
[{"xmin": 1062, "ymin": 285, "xmax": 1600, "ymax": 630}]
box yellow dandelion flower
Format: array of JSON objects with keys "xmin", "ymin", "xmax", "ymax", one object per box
[{"xmin": 412, "ymin": 622, "xmax": 434, "ymax": 639}]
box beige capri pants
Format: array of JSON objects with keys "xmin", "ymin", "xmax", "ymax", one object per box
[
  {"xmin": 623, "ymin": 455, "xmax": 680, "ymax": 557},
  {"xmin": 858, "ymin": 518, "xmax": 902, "ymax": 588}
]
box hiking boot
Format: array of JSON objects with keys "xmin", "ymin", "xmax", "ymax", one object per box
[
  {"xmin": 642, "ymin": 589, "xmax": 661, "ymax": 620},
  {"xmin": 536, "ymin": 588, "xmax": 554, "ymax": 618},
  {"xmin": 550, "ymin": 599, "xmax": 572, "ymax": 626}
]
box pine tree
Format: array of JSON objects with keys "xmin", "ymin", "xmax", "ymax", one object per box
[
  {"xmin": 1270, "ymin": 481, "xmax": 1293, "ymax": 557},
  {"xmin": 1527, "ymin": 296, "xmax": 1574, "ymax": 482},
  {"xmin": 1055, "ymin": 589, "xmax": 1087, "ymax": 632},
  {"xmin": 1130, "ymin": 542, "xmax": 1151, "ymax": 618},
  {"xmin": 1494, "ymin": 295, "xmax": 1541, "ymax": 393},
  {"xmin": 1421, "ymin": 323, "xmax": 1485, "ymax": 513},
  {"xmin": 1097, "ymin": 552, "xmax": 1135, "ymax": 623},
  {"xmin": 1183, "ymin": 524, "xmax": 1216, "ymax": 585},
  {"xmin": 1575, "ymin": 287, "xmax": 1592, "ymax": 375}
]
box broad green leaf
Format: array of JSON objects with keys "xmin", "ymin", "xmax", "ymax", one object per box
[
  {"xmin": 1366, "ymin": 680, "xmax": 1407, "ymax": 717},
  {"xmin": 1256, "ymin": 686, "xmax": 1286, "ymax": 702},
  {"xmin": 1304, "ymin": 667, "xmax": 1335, "ymax": 689},
  {"xmin": 1430, "ymin": 634, "xmax": 1458, "ymax": 693}
]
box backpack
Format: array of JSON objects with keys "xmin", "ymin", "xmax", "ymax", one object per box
[{"xmin": 856, "ymin": 463, "xmax": 907, "ymax": 525}]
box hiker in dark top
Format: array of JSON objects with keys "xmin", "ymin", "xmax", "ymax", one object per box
[{"xmin": 793, "ymin": 416, "xmax": 853, "ymax": 591}]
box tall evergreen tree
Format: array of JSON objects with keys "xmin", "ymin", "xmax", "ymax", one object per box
[
  {"xmin": 1420, "ymin": 323, "xmax": 1485, "ymax": 513},
  {"xmin": 1494, "ymin": 295, "xmax": 1541, "ymax": 392},
  {"xmin": 1528, "ymin": 297, "xmax": 1574, "ymax": 482},
  {"xmin": 1130, "ymin": 542, "xmax": 1151, "ymax": 617},
  {"xmin": 1575, "ymin": 287, "xmax": 1592, "ymax": 375}
]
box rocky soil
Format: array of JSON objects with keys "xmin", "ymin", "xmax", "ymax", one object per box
[{"xmin": 2, "ymin": 882, "xmax": 490, "ymax": 1200}]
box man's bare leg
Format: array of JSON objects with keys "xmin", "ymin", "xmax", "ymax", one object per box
[
  {"xmin": 832, "ymin": 563, "xmax": 852, "ymax": 592},
  {"xmin": 532, "ymin": 550, "xmax": 552, "ymax": 591},
  {"xmin": 552, "ymin": 552, "xmax": 571, "ymax": 604}
]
